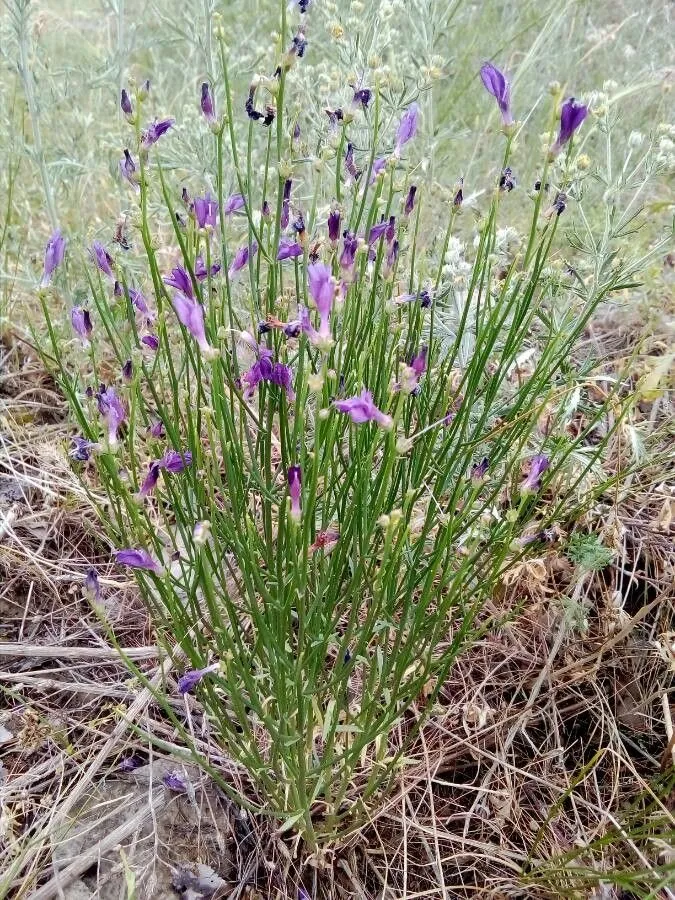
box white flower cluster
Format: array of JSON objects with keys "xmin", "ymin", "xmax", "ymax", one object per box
[{"xmin": 442, "ymin": 236, "xmax": 472, "ymax": 287}]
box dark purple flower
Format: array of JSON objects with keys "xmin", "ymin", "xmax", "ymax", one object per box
[
  {"xmin": 471, "ymin": 457, "xmax": 489, "ymax": 485},
  {"xmin": 340, "ymin": 231, "xmax": 358, "ymax": 280},
  {"xmin": 262, "ymin": 200, "xmax": 271, "ymax": 220},
  {"xmin": 162, "ymin": 771, "xmax": 188, "ymax": 792},
  {"xmin": 161, "ymin": 449, "xmax": 193, "ymax": 473},
  {"xmin": 172, "ymin": 293, "xmax": 214, "ymax": 357},
  {"xmin": 404, "ymin": 185, "xmax": 417, "ymax": 216},
  {"xmin": 241, "ymin": 348, "xmax": 294, "ymax": 400},
  {"xmin": 122, "ymin": 359, "xmax": 133, "ymax": 381},
  {"xmin": 119, "ymin": 149, "xmax": 139, "ymax": 190},
  {"xmin": 284, "ymin": 318, "xmax": 302, "ymax": 338},
  {"xmin": 115, "ymin": 548, "xmax": 161, "ymax": 572},
  {"xmin": 194, "ymin": 256, "xmax": 221, "ymax": 280},
  {"xmin": 345, "ymin": 143, "xmax": 361, "ymax": 182},
  {"xmin": 479, "ymin": 63, "xmax": 513, "ymax": 126},
  {"xmin": 118, "ymin": 755, "xmax": 143, "ymax": 773},
  {"xmin": 96, "ymin": 385, "xmax": 127, "ymax": 446},
  {"xmin": 298, "ymin": 0, "xmax": 310, "ymax": 11},
  {"xmin": 552, "ymin": 98, "xmax": 588, "ymax": 155},
  {"xmin": 410, "ymin": 345, "xmax": 427, "ymax": 378},
  {"xmin": 328, "ymin": 208, "xmax": 341, "ymax": 242},
  {"xmin": 201, "ymin": 82, "xmax": 217, "ymax": 127},
  {"xmin": 277, "ymin": 239, "xmax": 303, "ymax": 261},
  {"xmin": 164, "ymin": 266, "xmax": 194, "ymax": 298},
  {"xmin": 395, "ymin": 103, "xmax": 419, "ymax": 155},
  {"xmin": 368, "ymin": 220, "xmax": 388, "ymax": 244},
  {"xmin": 352, "ymin": 87, "xmax": 372, "ymax": 108},
  {"xmin": 141, "ymin": 334, "xmax": 159, "ymax": 351},
  {"xmin": 193, "ymin": 193, "xmax": 218, "ymax": 229},
  {"xmin": 334, "ymin": 390, "xmax": 392, "ymax": 428},
  {"xmin": 521, "ymin": 453, "xmax": 549, "ymax": 494},
  {"xmin": 139, "ymin": 461, "xmax": 162, "ymax": 497},
  {"xmin": 129, "ymin": 287, "xmax": 155, "ymax": 322},
  {"xmin": 91, "ymin": 241, "xmax": 115, "ymax": 279},
  {"xmin": 178, "ymin": 663, "xmax": 220, "ymax": 694},
  {"xmin": 287, "ymin": 465, "xmax": 302, "ymax": 522},
  {"xmin": 291, "ymin": 29, "xmax": 307, "ymax": 58},
  {"xmin": 229, "ymin": 242, "xmax": 257, "ymax": 276},
  {"xmin": 385, "ymin": 215, "xmax": 396, "ymax": 243},
  {"xmin": 84, "ymin": 567, "xmax": 100, "ymax": 602},
  {"xmin": 41, "ymin": 230, "xmax": 67, "ymax": 286},
  {"xmin": 384, "ymin": 238, "xmax": 399, "ymax": 276},
  {"xmin": 271, "ymin": 362, "xmax": 295, "ymax": 400},
  {"xmin": 499, "ymin": 167, "xmax": 516, "ymax": 192},
  {"xmin": 71, "ymin": 307, "xmax": 93, "ymax": 343},
  {"xmin": 453, "ymin": 180, "xmax": 464, "ymax": 207},
  {"xmin": 293, "ymin": 122, "xmax": 301, "ymax": 141},
  {"xmin": 369, "ymin": 157, "xmax": 387, "ymax": 184},
  {"xmin": 149, "ymin": 420, "xmax": 165, "ymax": 438},
  {"xmin": 120, "ymin": 88, "xmax": 133, "ymax": 118},
  {"xmin": 223, "ymin": 193, "xmax": 245, "ymax": 215},
  {"xmin": 70, "ymin": 436, "xmax": 97, "ymax": 462},
  {"xmin": 281, "ymin": 179, "xmax": 292, "ymax": 229},
  {"xmin": 141, "ymin": 117, "xmax": 175, "ymax": 149}
]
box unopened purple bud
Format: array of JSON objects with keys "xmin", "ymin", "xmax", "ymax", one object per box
[
  {"xmin": 122, "ymin": 359, "xmax": 133, "ymax": 381},
  {"xmin": 200, "ymin": 82, "xmax": 216, "ymax": 125},
  {"xmin": 404, "ymin": 185, "xmax": 417, "ymax": 216},
  {"xmin": 115, "ymin": 548, "xmax": 161, "ymax": 572},
  {"xmin": 471, "ymin": 457, "xmax": 489, "ymax": 485},
  {"xmin": 281, "ymin": 179, "xmax": 292, "ymax": 229},
  {"xmin": 453, "ymin": 180, "xmax": 464, "ymax": 207},
  {"xmin": 340, "ymin": 231, "xmax": 358, "ymax": 276},
  {"xmin": 119, "ymin": 149, "xmax": 139, "ymax": 190},
  {"xmin": 328, "ymin": 208, "xmax": 341, "ymax": 242},
  {"xmin": 71, "ymin": 307, "xmax": 93, "ymax": 342},
  {"xmin": 194, "ymin": 256, "xmax": 221, "ymax": 280},
  {"xmin": 262, "ymin": 200, "xmax": 271, "ymax": 220},
  {"xmin": 177, "ymin": 663, "xmax": 219, "ymax": 694},
  {"xmin": 385, "ymin": 215, "xmax": 396, "ymax": 243},
  {"xmin": 479, "ymin": 63, "xmax": 513, "ymax": 126},
  {"xmin": 91, "ymin": 241, "xmax": 115, "ymax": 279},
  {"xmin": 84, "ymin": 568, "xmax": 101, "ymax": 602},
  {"xmin": 276, "ymin": 239, "xmax": 303, "ymax": 261},
  {"xmin": 139, "ymin": 462, "xmax": 161, "ymax": 497},
  {"xmin": 120, "ymin": 89, "xmax": 133, "ymax": 118},
  {"xmin": 41, "ymin": 230, "xmax": 67, "ymax": 286},
  {"xmin": 287, "ymin": 465, "xmax": 302, "ymax": 522},
  {"xmin": 229, "ymin": 242, "xmax": 257, "ymax": 276},
  {"xmin": 345, "ymin": 143, "xmax": 361, "ymax": 182},
  {"xmin": 293, "ymin": 122, "xmax": 301, "ymax": 140},
  {"xmin": 141, "ymin": 334, "xmax": 159, "ymax": 351}
]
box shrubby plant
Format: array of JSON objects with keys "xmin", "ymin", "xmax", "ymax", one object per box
[{"xmin": 38, "ymin": 0, "xmax": 666, "ymax": 846}]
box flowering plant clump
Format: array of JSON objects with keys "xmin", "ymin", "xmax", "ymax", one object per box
[{"xmin": 39, "ymin": 2, "xmax": 658, "ymax": 845}]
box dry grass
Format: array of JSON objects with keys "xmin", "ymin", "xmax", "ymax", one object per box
[{"xmin": 1, "ymin": 287, "xmax": 674, "ymax": 898}]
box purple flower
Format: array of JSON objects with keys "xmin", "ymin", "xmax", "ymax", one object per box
[
  {"xmin": 84, "ymin": 568, "xmax": 100, "ymax": 602},
  {"xmin": 162, "ymin": 772, "xmax": 188, "ymax": 792},
  {"xmin": 141, "ymin": 117, "xmax": 175, "ymax": 149},
  {"xmin": 369, "ymin": 157, "xmax": 387, "ymax": 184},
  {"xmin": 262, "ymin": 200, "xmax": 271, "ymax": 221},
  {"xmin": 277, "ymin": 239, "xmax": 303, "ymax": 261},
  {"xmin": 149, "ymin": 419, "xmax": 165, "ymax": 438},
  {"xmin": 96, "ymin": 385, "xmax": 127, "ymax": 446},
  {"xmin": 223, "ymin": 193, "xmax": 245, "ymax": 215},
  {"xmin": 287, "ymin": 465, "xmax": 302, "ymax": 522},
  {"xmin": 115, "ymin": 548, "xmax": 161, "ymax": 572},
  {"xmin": 353, "ymin": 87, "xmax": 372, "ymax": 108},
  {"xmin": 129, "ymin": 288, "xmax": 155, "ymax": 323},
  {"xmin": 119, "ymin": 149, "xmax": 139, "ymax": 190},
  {"xmin": 479, "ymin": 63, "xmax": 513, "ymax": 126},
  {"xmin": 384, "ymin": 239, "xmax": 399, "ymax": 276},
  {"xmin": 229, "ymin": 242, "xmax": 257, "ymax": 276},
  {"xmin": 404, "ymin": 185, "xmax": 417, "ymax": 216},
  {"xmin": 178, "ymin": 663, "xmax": 220, "ymax": 694},
  {"xmin": 471, "ymin": 457, "xmax": 489, "ymax": 485},
  {"xmin": 70, "ymin": 436, "xmax": 97, "ymax": 462},
  {"xmin": 340, "ymin": 231, "xmax": 358, "ymax": 281},
  {"xmin": 141, "ymin": 334, "xmax": 159, "ymax": 351},
  {"xmin": 328, "ymin": 208, "xmax": 341, "ymax": 243},
  {"xmin": 122, "ymin": 359, "xmax": 133, "ymax": 381},
  {"xmin": 91, "ymin": 241, "xmax": 115, "ymax": 279},
  {"xmin": 368, "ymin": 220, "xmax": 388, "ymax": 244},
  {"xmin": 118, "ymin": 755, "xmax": 143, "ymax": 772},
  {"xmin": 551, "ymin": 98, "xmax": 588, "ymax": 155},
  {"xmin": 345, "ymin": 142, "xmax": 361, "ymax": 182},
  {"xmin": 334, "ymin": 389, "xmax": 393, "ymax": 428},
  {"xmin": 307, "ymin": 262, "xmax": 336, "ymax": 344},
  {"xmin": 161, "ymin": 449, "xmax": 193, "ymax": 473},
  {"xmin": 201, "ymin": 82, "xmax": 217, "ymax": 126},
  {"xmin": 71, "ymin": 307, "xmax": 93, "ymax": 343},
  {"xmin": 453, "ymin": 181, "xmax": 464, "ymax": 207},
  {"xmin": 271, "ymin": 362, "xmax": 295, "ymax": 400},
  {"xmin": 193, "ymin": 193, "xmax": 218, "ymax": 229},
  {"xmin": 172, "ymin": 293, "xmax": 214, "ymax": 356},
  {"xmin": 120, "ymin": 89, "xmax": 133, "ymax": 118},
  {"xmin": 164, "ymin": 266, "xmax": 194, "ymax": 298},
  {"xmin": 139, "ymin": 462, "xmax": 161, "ymax": 497},
  {"xmin": 521, "ymin": 454, "xmax": 549, "ymax": 494},
  {"xmin": 194, "ymin": 256, "xmax": 221, "ymax": 280},
  {"xmin": 284, "ymin": 317, "xmax": 302, "ymax": 338},
  {"xmin": 410, "ymin": 345, "xmax": 427, "ymax": 378},
  {"xmin": 281, "ymin": 179, "xmax": 292, "ymax": 229},
  {"xmin": 394, "ymin": 103, "xmax": 419, "ymax": 155},
  {"xmin": 241, "ymin": 348, "xmax": 294, "ymax": 400},
  {"xmin": 42, "ymin": 230, "xmax": 67, "ymax": 286}
]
